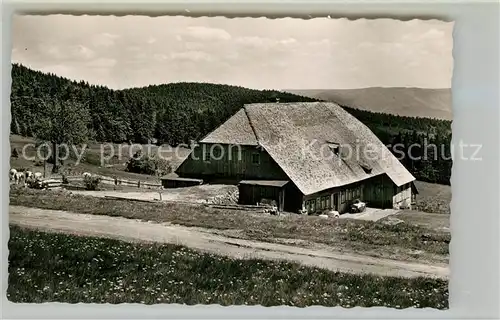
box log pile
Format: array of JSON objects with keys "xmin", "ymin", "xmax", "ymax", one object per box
[{"xmin": 206, "ymin": 190, "xmax": 239, "ymax": 205}]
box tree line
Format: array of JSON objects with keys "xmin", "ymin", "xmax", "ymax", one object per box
[
  {"xmin": 10, "ymin": 63, "xmax": 451, "ymax": 184},
  {"xmin": 339, "ymin": 105, "xmax": 452, "ymax": 185}
]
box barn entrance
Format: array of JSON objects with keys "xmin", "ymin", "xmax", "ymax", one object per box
[{"xmin": 237, "ymin": 180, "xmax": 290, "ymax": 212}]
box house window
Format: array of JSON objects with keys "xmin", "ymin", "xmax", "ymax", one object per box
[
  {"xmin": 325, "ymin": 196, "xmax": 331, "ymax": 209},
  {"xmin": 341, "ymin": 191, "xmax": 345, "ymax": 203},
  {"xmin": 251, "ymin": 153, "xmax": 260, "ymax": 165},
  {"xmin": 311, "ymin": 200, "xmax": 316, "ymax": 212},
  {"xmin": 212, "ymin": 146, "xmax": 223, "ymax": 160},
  {"xmin": 320, "ymin": 197, "xmax": 325, "ymax": 210},
  {"xmin": 203, "ymin": 148, "xmax": 211, "ymax": 161},
  {"xmin": 327, "ymin": 142, "xmax": 340, "ymax": 156}
]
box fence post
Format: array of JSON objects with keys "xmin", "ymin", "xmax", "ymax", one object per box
[{"xmin": 138, "ymin": 180, "xmax": 141, "ymax": 188}]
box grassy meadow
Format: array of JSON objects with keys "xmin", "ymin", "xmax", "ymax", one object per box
[
  {"xmin": 10, "ymin": 188, "xmax": 450, "ymax": 264},
  {"xmin": 8, "ymin": 225, "xmax": 448, "ymax": 308}
]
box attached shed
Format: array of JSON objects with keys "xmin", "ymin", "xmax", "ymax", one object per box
[
  {"xmin": 238, "ymin": 180, "xmax": 291, "ymax": 212},
  {"xmin": 161, "ymin": 174, "xmax": 203, "ymax": 189}
]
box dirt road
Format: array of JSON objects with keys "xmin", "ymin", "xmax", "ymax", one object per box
[{"xmin": 9, "ymin": 205, "xmax": 449, "ymax": 280}]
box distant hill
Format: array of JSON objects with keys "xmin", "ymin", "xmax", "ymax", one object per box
[
  {"xmin": 10, "ymin": 64, "xmax": 452, "ymax": 184},
  {"xmin": 285, "ymin": 88, "xmax": 452, "ymax": 120},
  {"xmin": 10, "ymin": 63, "xmax": 318, "ymax": 146}
]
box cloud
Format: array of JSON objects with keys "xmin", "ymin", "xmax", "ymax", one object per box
[
  {"xmin": 309, "ymin": 39, "xmax": 333, "ymax": 47},
  {"xmin": 419, "ymin": 28, "xmax": 446, "ymax": 40},
  {"xmin": 183, "ymin": 26, "xmax": 231, "ymax": 41},
  {"xmin": 408, "ymin": 60, "xmax": 420, "ymax": 67},
  {"xmin": 39, "ymin": 44, "xmax": 95, "ymax": 60},
  {"xmin": 170, "ymin": 51, "xmax": 213, "ymax": 62},
  {"xmin": 41, "ymin": 44, "xmax": 66, "ymax": 59},
  {"xmin": 224, "ymin": 51, "xmax": 239, "ymax": 60},
  {"xmin": 185, "ymin": 42, "xmax": 204, "ymax": 50},
  {"xmin": 401, "ymin": 28, "xmax": 446, "ymax": 43},
  {"xmin": 235, "ymin": 36, "xmax": 298, "ymax": 49},
  {"xmin": 92, "ymin": 33, "xmax": 119, "ymax": 47},
  {"xmin": 70, "ymin": 45, "xmax": 95, "ymax": 60},
  {"xmin": 358, "ymin": 41, "xmax": 375, "ymax": 48},
  {"xmin": 153, "ymin": 54, "xmax": 168, "ymax": 61},
  {"xmin": 12, "ymin": 15, "xmax": 453, "ymax": 90},
  {"xmin": 38, "ymin": 64, "xmax": 73, "ymax": 77},
  {"xmin": 86, "ymin": 58, "xmax": 117, "ymax": 68},
  {"xmin": 235, "ymin": 36, "xmax": 273, "ymax": 48},
  {"xmin": 279, "ymin": 38, "xmax": 297, "ymax": 46}
]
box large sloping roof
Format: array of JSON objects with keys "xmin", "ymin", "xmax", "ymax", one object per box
[
  {"xmin": 200, "ymin": 108, "xmax": 258, "ymax": 145},
  {"xmin": 200, "ymin": 102, "xmax": 415, "ymax": 195}
]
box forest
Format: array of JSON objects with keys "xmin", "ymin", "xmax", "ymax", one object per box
[{"xmin": 10, "ymin": 63, "xmax": 452, "ymax": 185}]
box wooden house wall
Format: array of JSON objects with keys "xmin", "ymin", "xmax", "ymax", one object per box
[
  {"xmin": 238, "ymin": 183, "xmax": 303, "ymax": 213},
  {"xmin": 360, "ymin": 174, "xmax": 394, "ymax": 209},
  {"xmin": 392, "ymin": 183, "xmax": 412, "ymax": 209},
  {"xmin": 176, "ymin": 143, "xmax": 288, "ymax": 182},
  {"xmin": 302, "ymin": 182, "xmax": 364, "ymax": 214},
  {"xmin": 283, "ymin": 183, "xmax": 304, "ymax": 213}
]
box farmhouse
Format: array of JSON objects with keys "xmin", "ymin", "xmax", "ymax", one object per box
[{"xmin": 174, "ymin": 102, "xmax": 418, "ymax": 214}]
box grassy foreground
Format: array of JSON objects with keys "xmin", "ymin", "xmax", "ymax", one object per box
[
  {"xmin": 8, "ymin": 226, "xmax": 448, "ymax": 308},
  {"xmin": 9, "ymin": 188, "xmax": 450, "ymax": 264}
]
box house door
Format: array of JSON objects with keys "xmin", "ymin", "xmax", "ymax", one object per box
[{"xmin": 333, "ymin": 193, "xmax": 339, "ymax": 211}]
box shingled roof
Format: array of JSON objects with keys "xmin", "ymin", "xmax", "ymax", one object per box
[
  {"xmin": 200, "ymin": 108, "xmax": 258, "ymax": 146},
  {"xmin": 200, "ymin": 102, "xmax": 415, "ymax": 195}
]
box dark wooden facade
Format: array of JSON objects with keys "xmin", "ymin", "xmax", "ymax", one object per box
[
  {"xmin": 176, "ymin": 143, "xmax": 288, "ymax": 183},
  {"xmin": 238, "ymin": 180, "xmax": 303, "ymax": 212},
  {"xmin": 176, "ymin": 143, "xmax": 415, "ymax": 214},
  {"xmin": 161, "ymin": 177, "xmax": 203, "ymax": 189}
]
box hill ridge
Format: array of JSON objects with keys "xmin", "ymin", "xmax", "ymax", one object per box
[{"xmin": 285, "ymin": 88, "xmax": 452, "ymax": 120}]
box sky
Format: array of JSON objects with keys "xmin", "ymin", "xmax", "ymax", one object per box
[{"xmin": 11, "ymin": 15, "xmax": 454, "ymax": 90}]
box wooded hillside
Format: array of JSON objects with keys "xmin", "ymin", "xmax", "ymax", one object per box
[{"xmin": 10, "ymin": 64, "xmax": 452, "ymax": 184}]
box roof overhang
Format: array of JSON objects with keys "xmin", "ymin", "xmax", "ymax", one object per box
[{"xmin": 238, "ymin": 180, "xmax": 290, "ymax": 188}]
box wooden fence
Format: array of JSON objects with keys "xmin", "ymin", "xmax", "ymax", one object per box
[{"xmin": 42, "ymin": 174, "xmax": 162, "ymax": 190}]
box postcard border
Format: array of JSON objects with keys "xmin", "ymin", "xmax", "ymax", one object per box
[{"xmin": 2, "ymin": 0, "xmax": 499, "ymax": 319}]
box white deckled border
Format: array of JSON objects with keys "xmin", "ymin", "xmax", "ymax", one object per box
[{"xmin": 1, "ymin": 1, "xmax": 499, "ymax": 319}]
